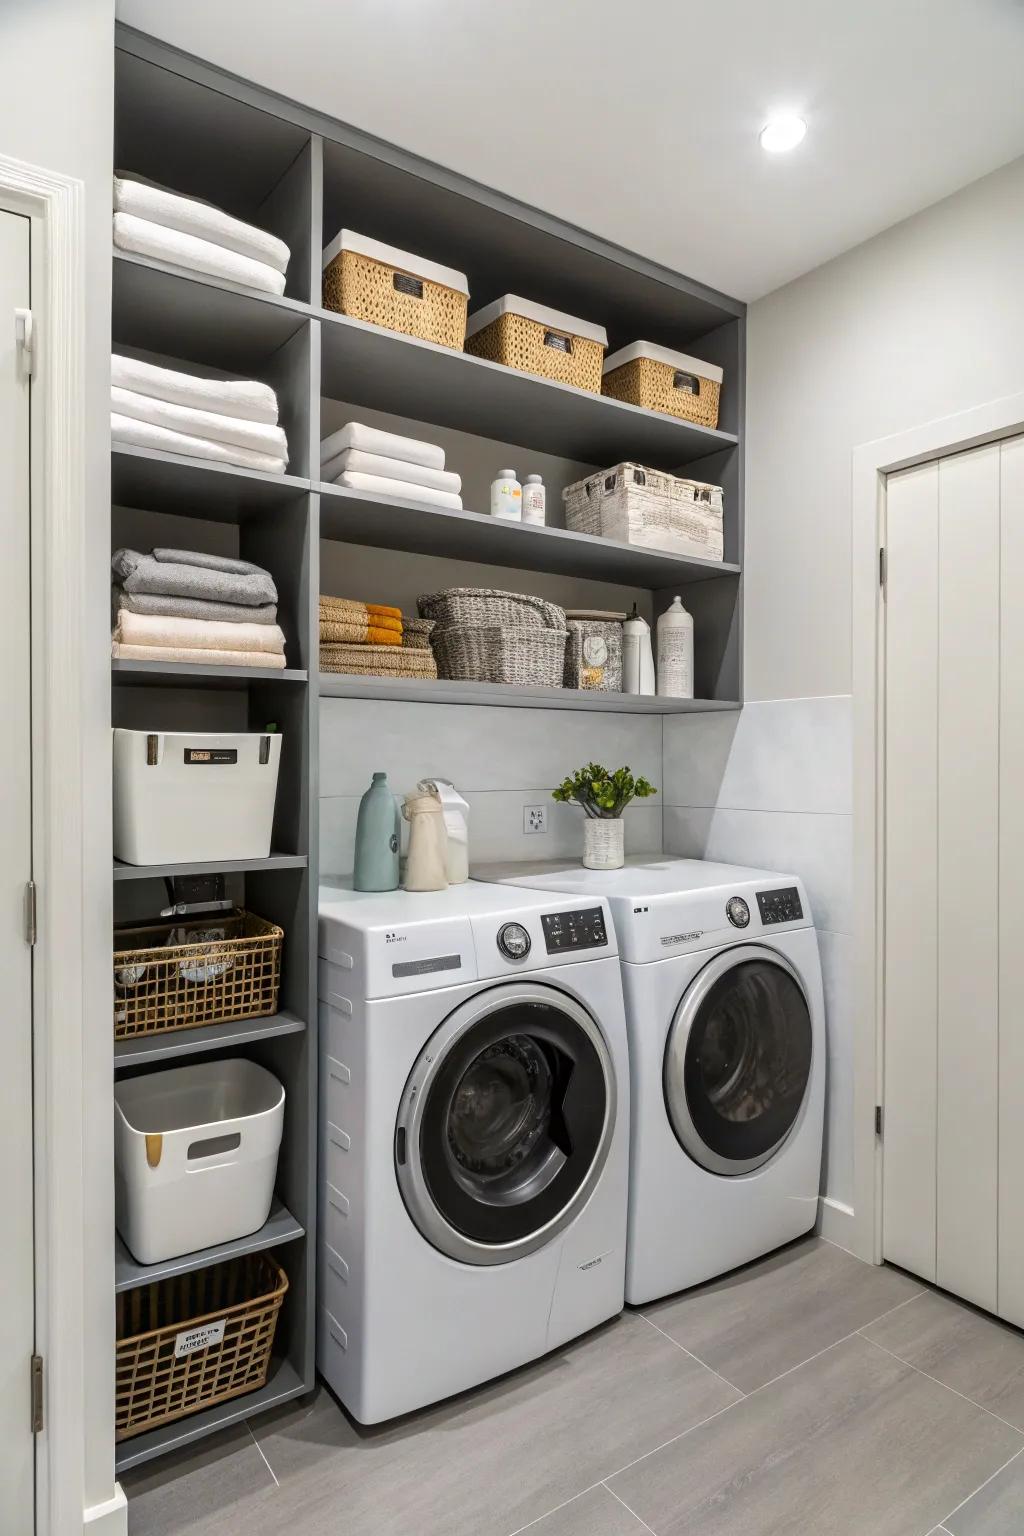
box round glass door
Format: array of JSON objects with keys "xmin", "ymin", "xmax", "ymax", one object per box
[
  {"xmin": 396, "ymin": 985, "xmax": 616, "ymax": 1265},
  {"xmin": 664, "ymin": 947, "xmax": 813, "ymax": 1176}
]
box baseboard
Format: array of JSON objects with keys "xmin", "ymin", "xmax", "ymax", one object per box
[
  {"xmin": 83, "ymin": 1485, "xmax": 128, "ymax": 1536},
  {"xmin": 817, "ymin": 1195, "xmax": 858, "ymax": 1253}
]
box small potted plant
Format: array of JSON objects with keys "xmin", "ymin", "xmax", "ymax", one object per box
[{"xmin": 552, "ymin": 762, "xmax": 657, "ymax": 870}]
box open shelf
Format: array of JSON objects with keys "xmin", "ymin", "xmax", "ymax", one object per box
[
  {"xmin": 114, "ymin": 1357, "xmax": 305, "ymax": 1474},
  {"xmin": 113, "ymin": 852, "xmax": 307, "ymax": 882},
  {"xmin": 111, "ymin": 444, "xmax": 309, "ymax": 521},
  {"xmin": 320, "ymin": 311, "xmax": 738, "ymax": 470},
  {"xmin": 112, "ymin": 659, "xmax": 308, "ymax": 688},
  {"xmin": 114, "ymin": 1010, "xmax": 306, "ymax": 1070},
  {"xmin": 319, "ymin": 672, "xmax": 740, "ymax": 714},
  {"xmin": 318, "ymin": 481, "xmax": 738, "ymax": 586},
  {"xmin": 115, "ymin": 1198, "xmax": 304, "ymax": 1293}
]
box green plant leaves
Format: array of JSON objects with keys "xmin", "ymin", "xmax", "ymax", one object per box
[{"xmin": 551, "ymin": 762, "xmax": 658, "ymax": 818}]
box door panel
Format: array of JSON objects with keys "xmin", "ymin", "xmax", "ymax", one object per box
[
  {"xmin": 883, "ymin": 460, "xmax": 939, "ymax": 1282},
  {"xmin": 0, "ymin": 208, "xmax": 35, "ymax": 1529},
  {"xmin": 999, "ymin": 436, "xmax": 1024, "ymax": 1325}
]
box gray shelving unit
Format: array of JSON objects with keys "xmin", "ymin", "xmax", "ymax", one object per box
[{"xmin": 109, "ymin": 22, "xmax": 746, "ymax": 1470}]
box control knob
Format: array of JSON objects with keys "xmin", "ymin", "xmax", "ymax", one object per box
[
  {"xmin": 497, "ymin": 922, "xmax": 531, "ymax": 960},
  {"xmin": 726, "ymin": 896, "xmax": 750, "ymax": 928}
]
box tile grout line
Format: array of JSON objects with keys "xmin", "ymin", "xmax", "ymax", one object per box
[
  {"xmin": 933, "ymin": 1442, "xmax": 1024, "ymax": 1534},
  {"xmin": 504, "ymin": 1481, "xmax": 606, "ymax": 1536},
  {"xmin": 636, "ymin": 1311, "xmax": 747, "ymax": 1398},
  {"xmin": 245, "ymin": 1418, "xmax": 280, "ymax": 1489},
  {"xmin": 858, "ymin": 1333, "xmax": 1024, "ymax": 1437},
  {"xmin": 602, "ymin": 1481, "xmax": 659, "ymax": 1534}
]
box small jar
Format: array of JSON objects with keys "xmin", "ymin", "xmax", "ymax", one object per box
[
  {"xmin": 490, "ymin": 470, "xmax": 522, "ymax": 522},
  {"xmin": 522, "ymin": 475, "xmax": 546, "ymax": 526}
]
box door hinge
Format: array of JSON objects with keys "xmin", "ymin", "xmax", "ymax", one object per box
[
  {"xmin": 875, "ymin": 1104, "xmax": 884, "ymax": 1138},
  {"xmin": 879, "ymin": 546, "xmax": 887, "ymax": 589},
  {"xmin": 14, "ymin": 307, "xmax": 34, "ymax": 377},
  {"xmin": 30, "ymin": 1355, "xmax": 43, "ymax": 1434},
  {"xmin": 25, "ymin": 881, "xmax": 37, "ymax": 947}
]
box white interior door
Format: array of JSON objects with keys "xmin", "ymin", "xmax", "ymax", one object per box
[
  {"xmin": 0, "ymin": 208, "xmax": 36, "ymax": 1529},
  {"xmin": 882, "ymin": 435, "xmax": 1023, "ymax": 1320}
]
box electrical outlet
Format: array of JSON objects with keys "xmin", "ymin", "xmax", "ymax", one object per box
[{"xmin": 524, "ymin": 805, "xmax": 548, "ymax": 835}]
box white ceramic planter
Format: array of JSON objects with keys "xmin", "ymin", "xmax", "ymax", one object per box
[{"xmin": 583, "ymin": 817, "xmax": 625, "ymax": 870}]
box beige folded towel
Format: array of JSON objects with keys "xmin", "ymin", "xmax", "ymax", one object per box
[
  {"xmin": 114, "ymin": 608, "xmax": 285, "ymax": 654},
  {"xmin": 112, "ymin": 642, "xmax": 287, "ymax": 669}
]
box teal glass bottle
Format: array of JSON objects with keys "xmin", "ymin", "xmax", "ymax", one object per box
[{"xmin": 353, "ymin": 771, "xmax": 400, "ymax": 891}]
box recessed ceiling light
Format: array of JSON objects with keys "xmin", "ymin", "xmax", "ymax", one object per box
[{"xmin": 759, "ymin": 116, "xmax": 807, "ymax": 153}]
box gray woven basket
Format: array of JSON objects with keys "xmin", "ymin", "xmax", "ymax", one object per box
[
  {"xmin": 418, "ymin": 587, "xmax": 565, "ymax": 630},
  {"xmin": 431, "ymin": 623, "xmax": 568, "ymax": 688}
]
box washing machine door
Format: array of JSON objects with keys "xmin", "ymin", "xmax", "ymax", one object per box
[
  {"xmin": 396, "ymin": 983, "xmax": 616, "ymax": 1266},
  {"xmin": 664, "ymin": 945, "xmax": 813, "ymax": 1177}
]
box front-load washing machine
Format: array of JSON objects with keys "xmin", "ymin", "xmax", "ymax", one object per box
[
  {"xmin": 316, "ymin": 879, "xmax": 629, "ymax": 1422},
  {"xmin": 474, "ymin": 858, "xmax": 825, "ymax": 1305}
]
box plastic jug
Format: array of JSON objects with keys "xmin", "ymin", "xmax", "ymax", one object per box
[
  {"xmin": 418, "ymin": 778, "xmax": 470, "ymax": 883},
  {"xmin": 353, "ymin": 772, "xmax": 400, "ymax": 891},
  {"xmin": 402, "ymin": 792, "xmax": 449, "ymax": 891}
]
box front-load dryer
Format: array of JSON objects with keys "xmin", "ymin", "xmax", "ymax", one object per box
[
  {"xmin": 316, "ymin": 879, "xmax": 629, "ymax": 1422},
  {"xmin": 474, "ymin": 858, "xmax": 825, "ymax": 1305}
]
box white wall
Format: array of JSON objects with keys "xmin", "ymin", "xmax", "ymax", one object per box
[{"xmin": 0, "ymin": 0, "xmax": 116, "ymax": 1526}]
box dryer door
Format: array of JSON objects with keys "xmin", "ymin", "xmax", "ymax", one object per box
[
  {"xmin": 664, "ymin": 946, "xmax": 813, "ymax": 1176},
  {"xmin": 396, "ymin": 984, "xmax": 616, "ymax": 1266}
]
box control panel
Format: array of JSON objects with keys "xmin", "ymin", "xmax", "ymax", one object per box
[
  {"xmin": 756, "ymin": 886, "xmax": 804, "ymax": 925},
  {"xmin": 541, "ymin": 906, "xmax": 608, "ymax": 954}
]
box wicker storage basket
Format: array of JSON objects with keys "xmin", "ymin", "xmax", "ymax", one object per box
[
  {"xmin": 115, "ymin": 1252, "xmax": 287, "ymax": 1440},
  {"xmin": 602, "ymin": 342, "xmax": 723, "ymax": 429},
  {"xmin": 564, "ymin": 613, "xmax": 624, "ymax": 692},
  {"xmin": 564, "ymin": 462, "xmax": 724, "ymax": 562},
  {"xmin": 431, "ymin": 624, "xmax": 568, "ymax": 688},
  {"xmin": 464, "ymin": 295, "xmax": 608, "ymax": 393},
  {"xmin": 418, "ymin": 587, "xmax": 566, "ymax": 631},
  {"xmin": 113, "ymin": 910, "xmax": 282, "ymax": 1042},
  {"xmin": 322, "ymin": 229, "xmax": 468, "ymax": 350}
]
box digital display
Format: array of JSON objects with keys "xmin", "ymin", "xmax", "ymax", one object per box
[
  {"xmin": 756, "ymin": 887, "xmax": 803, "ymax": 925},
  {"xmin": 541, "ymin": 907, "xmax": 608, "ymax": 953}
]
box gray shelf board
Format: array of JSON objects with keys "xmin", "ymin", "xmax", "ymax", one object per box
[
  {"xmin": 112, "ymin": 659, "xmax": 308, "ymax": 688},
  {"xmin": 318, "ymin": 481, "xmax": 740, "ymax": 588},
  {"xmin": 113, "ymin": 1010, "xmax": 306, "ymax": 1069},
  {"xmin": 115, "ymin": 1199, "xmax": 304, "ymax": 1294},
  {"xmin": 112, "ymin": 444, "xmax": 309, "ymax": 521},
  {"xmin": 113, "ymin": 252, "xmax": 311, "ymax": 370},
  {"xmin": 114, "ymin": 1357, "xmax": 306, "ymax": 1474},
  {"xmin": 114, "ymin": 852, "xmax": 307, "ymax": 882},
  {"xmin": 319, "ymin": 311, "xmax": 739, "ymax": 470},
  {"xmin": 318, "ymin": 672, "xmax": 740, "ymax": 714}
]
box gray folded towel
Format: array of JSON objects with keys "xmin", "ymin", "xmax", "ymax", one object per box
[
  {"xmin": 111, "ymin": 548, "xmax": 277, "ymax": 606},
  {"xmin": 151, "ymin": 548, "xmax": 273, "ymax": 578},
  {"xmin": 112, "ymin": 586, "xmax": 278, "ymax": 626}
]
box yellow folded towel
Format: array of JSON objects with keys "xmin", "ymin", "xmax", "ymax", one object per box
[
  {"xmin": 320, "ymin": 594, "xmax": 403, "ymax": 627},
  {"xmin": 319, "ymin": 617, "xmax": 402, "ymax": 646}
]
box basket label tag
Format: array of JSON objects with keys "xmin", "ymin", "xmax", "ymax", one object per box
[
  {"xmin": 174, "ymin": 1319, "xmax": 226, "ymax": 1358},
  {"xmin": 183, "ymin": 748, "xmax": 238, "ymax": 765},
  {"xmin": 543, "ymin": 329, "xmax": 573, "ymax": 353},
  {"xmin": 673, "ymin": 370, "xmax": 699, "ymax": 394},
  {"xmin": 393, "ymin": 272, "xmax": 424, "ymax": 298}
]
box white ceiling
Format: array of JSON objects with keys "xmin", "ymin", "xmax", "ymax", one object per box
[{"xmin": 116, "ymin": 0, "xmax": 1024, "ymax": 301}]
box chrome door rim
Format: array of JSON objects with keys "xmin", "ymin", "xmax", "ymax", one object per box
[
  {"xmin": 396, "ymin": 983, "xmax": 616, "ymax": 1266},
  {"xmin": 663, "ymin": 945, "xmax": 812, "ymax": 1177}
]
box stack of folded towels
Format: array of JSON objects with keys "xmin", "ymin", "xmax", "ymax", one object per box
[
  {"xmin": 111, "ymin": 354, "xmax": 289, "ymax": 474},
  {"xmin": 319, "ymin": 423, "xmax": 462, "ymax": 510},
  {"xmin": 319, "ymin": 594, "xmax": 437, "ymax": 680},
  {"xmin": 112, "ymin": 549, "xmax": 287, "ymax": 670},
  {"xmin": 113, "ymin": 174, "xmax": 290, "ymax": 296}
]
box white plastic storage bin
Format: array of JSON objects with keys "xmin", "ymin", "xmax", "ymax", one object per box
[
  {"xmin": 112, "ymin": 729, "xmax": 283, "ymax": 865},
  {"xmin": 114, "ymin": 1058, "xmax": 285, "ymax": 1264}
]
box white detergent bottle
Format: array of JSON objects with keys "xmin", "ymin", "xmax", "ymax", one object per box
[
  {"xmin": 657, "ymin": 595, "xmax": 694, "ymax": 699},
  {"xmin": 622, "ymin": 605, "xmax": 655, "ymax": 696},
  {"xmin": 418, "ymin": 777, "xmax": 470, "ymax": 884}
]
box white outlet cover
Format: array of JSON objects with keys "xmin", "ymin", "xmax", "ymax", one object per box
[{"xmin": 523, "ymin": 805, "xmax": 548, "ymax": 835}]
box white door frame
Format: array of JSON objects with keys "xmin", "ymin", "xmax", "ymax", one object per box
[
  {"xmin": 851, "ymin": 389, "xmax": 1024, "ymax": 1266},
  {"xmin": 0, "ymin": 153, "xmax": 125, "ymax": 1535}
]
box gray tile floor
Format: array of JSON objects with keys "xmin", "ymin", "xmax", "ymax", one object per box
[{"xmin": 122, "ymin": 1237, "xmax": 1024, "ymax": 1536}]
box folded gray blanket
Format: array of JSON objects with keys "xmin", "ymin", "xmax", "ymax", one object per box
[
  {"xmin": 112, "ymin": 586, "xmax": 278, "ymax": 626},
  {"xmin": 111, "ymin": 548, "xmax": 277, "ymax": 606},
  {"xmin": 151, "ymin": 548, "xmax": 273, "ymax": 578}
]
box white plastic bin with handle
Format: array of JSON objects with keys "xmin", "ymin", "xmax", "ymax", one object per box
[
  {"xmin": 112, "ymin": 728, "xmax": 283, "ymax": 865},
  {"xmin": 114, "ymin": 1058, "xmax": 285, "ymax": 1264}
]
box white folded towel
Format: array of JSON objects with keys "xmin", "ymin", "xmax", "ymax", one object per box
[
  {"xmin": 112, "ymin": 642, "xmax": 287, "ymax": 670},
  {"xmin": 112, "ymin": 354, "xmax": 278, "ymax": 426},
  {"xmin": 320, "ymin": 421, "xmax": 445, "ymax": 472},
  {"xmin": 111, "ymin": 413, "xmax": 287, "ymax": 475},
  {"xmin": 113, "ymin": 212, "xmax": 286, "ymax": 297},
  {"xmin": 112, "ymin": 386, "xmax": 288, "ymax": 462},
  {"xmin": 114, "ymin": 608, "xmax": 286, "ymax": 654},
  {"xmin": 331, "ymin": 469, "xmax": 462, "ymax": 512},
  {"xmin": 114, "ymin": 175, "xmax": 290, "ymax": 274},
  {"xmin": 322, "ymin": 448, "xmax": 460, "ymax": 495}
]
